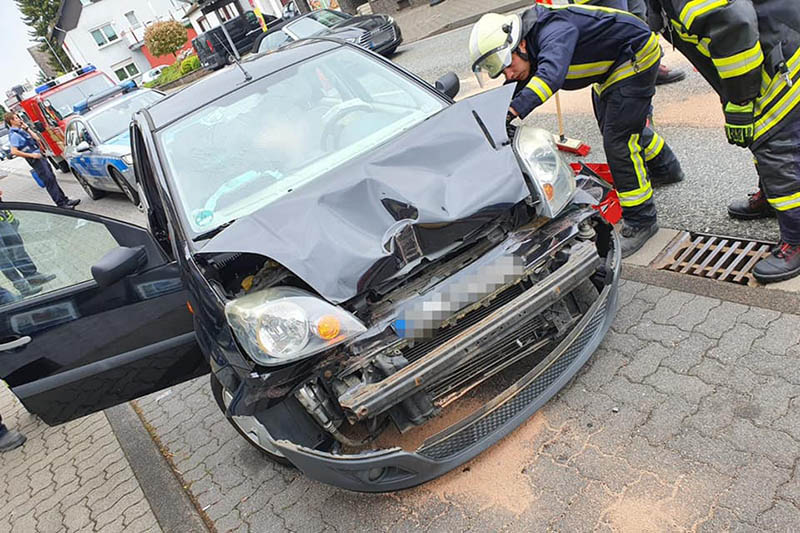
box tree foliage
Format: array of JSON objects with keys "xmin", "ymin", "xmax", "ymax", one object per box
[
  {"xmin": 15, "ymin": 0, "xmax": 73, "ymax": 74},
  {"xmin": 144, "ymin": 20, "xmax": 188, "ymax": 58}
]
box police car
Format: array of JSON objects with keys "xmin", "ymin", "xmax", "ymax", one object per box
[{"xmin": 63, "ymin": 82, "xmax": 164, "ymax": 206}]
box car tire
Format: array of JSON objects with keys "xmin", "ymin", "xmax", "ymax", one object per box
[
  {"xmin": 58, "ymin": 160, "xmax": 70, "ymax": 174},
  {"xmin": 109, "ymin": 167, "xmax": 141, "ymax": 208},
  {"xmin": 209, "ymin": 374, "xmax": 293, "ymax": 467},
  {"xmin": 72, "ymin": 169, "xmax": 105, "ymax": 200}
]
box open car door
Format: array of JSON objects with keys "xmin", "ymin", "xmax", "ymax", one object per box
[{"xmin": 0, "ymin": 203, "xmax": 208, "ymax": 425}]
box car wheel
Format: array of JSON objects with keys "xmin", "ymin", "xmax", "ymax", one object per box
[
  {"xmin": 58, "ymin": 160, "xmax": 70, "ymax": 174},
  {"xmin": 209, "ymin": 374, "xmax": 293, "ymax": 466},
  {"xmin": 109, "ymin": 168, "xmax": 141, "ymax": 208},
  {"xmin": 72, "ymin": 169, "xmax": 105, "ymax": 200}
]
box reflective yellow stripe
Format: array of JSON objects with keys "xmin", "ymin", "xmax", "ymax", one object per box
[
  {"xmin": 542, "ymin": 3, "xmax": 640, "ymax": 19},
  {"xmin": 679, "ymin": 0, "xmax": 728, "ymax": 31},
  {"xmin": 756, "ymin": 46, "xmax": 800, "ymax": 115},
  {"xmin": 754, "ymin": 48, "xmax": 800, "ymax": 141},
  {"xmin": 526, "ymin": 76, "xmax": 553, "ymax": 103},
  {"xmin": 713, "ymin": 42, "xmax": 763, "ymax": 79},
  {"xmin": 566, "ymin": 60, "xmax": 614, "ymax": 80},
  {"xmin": 767, "ymin": 191, "xmax": 800, "ymax": 211},
  {"xmin": 618, "ymin": 186, "xmax": 653, "ymax": 207},
  {"xmin": 644, "ymin": 133, "xmax": 665, "ymax": 161},
  {"xmin": 619, "ymin": 133, "xmax": 652, "ymax": 207},
  {"xmin": 596, "ymin": 33, "xmax": 661, "ymax": 95},
  {"xmin": 0, "ymin": 210, "xmax": 13, "ymax": 223},
  {"xmin": 670, "ymin": 21, "xmax": 711, "ymax": 57}
]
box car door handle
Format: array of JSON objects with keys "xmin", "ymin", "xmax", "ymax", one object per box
[{"xmin": 0, "ymin": 336, "xmax": 31, "ymax": 352}]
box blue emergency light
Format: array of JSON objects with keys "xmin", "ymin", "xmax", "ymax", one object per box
[
  {"xmin": 72, "ymin": 79, "xmax": 138, "ymax": 114},
  {"xmin": 34, "ymin": 65, "xmax": 98, "ymax": 94}
]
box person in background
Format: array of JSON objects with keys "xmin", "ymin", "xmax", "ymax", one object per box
[
  {"xmin": 0, "ymin": 189, "xmax": 56, "ymax": 298},
  {"xmin": 3, "ymin": 113, "xmax": 80, "ymax": 209}
]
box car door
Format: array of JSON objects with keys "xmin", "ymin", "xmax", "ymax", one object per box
[
  {"xmin": 70, "ymin": 121, "xmax": 95, "ymax": 180},
  {"xmin": 0, "ymin": 203, "xmax": 208, "ymax": 425}
]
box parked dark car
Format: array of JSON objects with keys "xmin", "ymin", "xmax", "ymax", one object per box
[
  {"xmin": 193, "ymin": 10, "xmax": 276, "ymax": 70},
  {"xmin": 0, "ymin": 40, "xmax": 619, "ymax": 492},
  {"xmin": 252, "ymin": 9, "xmax": 402, "ymax": 57}
]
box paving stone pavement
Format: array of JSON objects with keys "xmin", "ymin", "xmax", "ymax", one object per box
[
  {"xmin": 135, "ymin": 280, "xmax": 800, "ymax": 532},
  {"xmin": 0, "ymin": 386, "xmax": 163, "ymax": 532}
]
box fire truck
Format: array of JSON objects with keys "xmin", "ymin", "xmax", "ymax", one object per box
[{"xmin": 4, "ymin": 66, "xmax": 115, "ymax": 173}]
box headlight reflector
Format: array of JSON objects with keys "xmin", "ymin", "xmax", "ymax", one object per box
[
  {"xmin": 122, "ymin": 153, "xmax": 133, "ymax": 166},
  {"xmin": 513, "ymin": 126, "xmax": 576, "ymax": 218},
  {"xmin": 226, "ymin": 287, "xmax": 365, "ymax": 365}
]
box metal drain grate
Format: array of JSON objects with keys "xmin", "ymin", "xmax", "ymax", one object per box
[{"xmin": 653, "ymin": 231, "xmax": 774, "ymax": 286}]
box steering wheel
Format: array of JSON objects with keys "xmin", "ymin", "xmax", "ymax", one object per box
[{"xmin": 320, "ymin": 100, "xmax": 375, "ymax": 151}]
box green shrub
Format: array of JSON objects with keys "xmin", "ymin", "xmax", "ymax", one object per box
[{"xmin": 180, "ymin": 55, "xmax": 200, "ymax": 75}]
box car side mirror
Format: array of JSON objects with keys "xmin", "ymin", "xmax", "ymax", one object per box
[
  {"xmin": 76, "ymin": 141, "xmax": 91, "ymax": 153},
  {"xmin": 91, "ymin": 246, "xmax": 147, "ymax": 287},
  {"xmin": 33, "ymin": 121, "xmax": 46, "ymax": 133},
  {"xmin": 434, "ymin": 73, "xmax": 460, "ymax": 98}
]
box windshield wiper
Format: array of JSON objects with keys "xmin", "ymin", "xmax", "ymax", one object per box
[{"xmin": 193, "ymin": 220, "xmax": 235, "ymax": 242}]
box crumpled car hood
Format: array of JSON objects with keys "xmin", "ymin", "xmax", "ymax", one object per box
[{"xmin": 202, "ymin": 84, "xmax": 530, "ymax": 303}]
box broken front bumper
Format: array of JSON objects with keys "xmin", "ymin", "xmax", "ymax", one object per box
[{"xmin": 273, "ymin": 211, "xmax": 621, "ymax": 492}]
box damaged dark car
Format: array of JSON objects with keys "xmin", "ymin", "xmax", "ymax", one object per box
[{"xmin": 0, "ymin": 40, "xmax": 620, "ymax": 492}]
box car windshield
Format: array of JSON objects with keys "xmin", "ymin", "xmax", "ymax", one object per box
[
  {"xmin": 89, "ymin": 91, "xmax": 163, "ymax": 142},
  {"xmin": 44, "ymin": 76, "xmax": 116, "ymax": 119},
  {"xmin": 158, "ymin": 46, "xmax": 445, "ymax": 236}
]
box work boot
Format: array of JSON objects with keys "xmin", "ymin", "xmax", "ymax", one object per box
[
  {"xmin": 0, "ymin": 426, "xmax": 26, "ymax": 452},
  {"xmin": 26, "ymin": 273, "xmax": 56, "ymax": 286},
  {"xmin": 620, "ymin": 221, "xmax": 659, "ymax": 258},
  {"xmin": 65, "ymin": 198, "xmax": 80, "ymax": 208},
  {"xmin": 753, "ymin": 242, "xmax": 800, "ymax": 283},
  {"xmin": 655, "ymin": 64, "xmax": 686, "ymax": 86},
  {"xmin": 727, "ymin": 190, "xmax": 776, "ymax": 219}
]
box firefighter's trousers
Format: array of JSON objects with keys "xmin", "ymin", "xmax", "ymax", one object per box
[
  {"xmin": 753, "ymin": 109, "xmax": 800, "ymax": 245},
  {"xmin": 592, "ymin": 62, "xmax": 680, "ymax": 226}
]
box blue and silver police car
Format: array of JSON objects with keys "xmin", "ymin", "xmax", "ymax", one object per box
[{"xmin": 64, "ymin": 82, "xmax": 164, "ymax": 206}]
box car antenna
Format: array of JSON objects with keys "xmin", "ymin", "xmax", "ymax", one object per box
[{"xmin": 213, "ymin": 29, "xmax": 252, "ymax": 82}]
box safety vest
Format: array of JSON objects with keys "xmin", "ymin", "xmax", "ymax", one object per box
[
  {"xmin": 0, "ymin": 210, "xmax": 14, "ymax": 224},
  {"xmin": 650, "ymin": 0, "xmax": 800, "ymax": 146}
]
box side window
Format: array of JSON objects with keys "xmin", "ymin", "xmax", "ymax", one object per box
[
  {"xmin": 260, "ymin": 31, "xmax": 291, "ymax": 53},
  {"xmin": 0, "ymin": 210, "xmax": 119, "ymax": 308},
  {"xmin": 38, "ymin": 102, "xmax": 61, "ymax": 129},
  {"xmin": 74, "ymin": 122, "xmax": 90, "ymax": 145},
  {"xmin": 65, "ymin": 123, "xmax": 76, "ymax": 148}
]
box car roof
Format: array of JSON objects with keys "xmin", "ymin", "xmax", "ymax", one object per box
[
  {"xmin": 72, "ymin": 89, "xmax": 158, "ymax": 122},
  {"xmin": 144, "ymin": 39, "xmax": 341, "ymax": 130}
]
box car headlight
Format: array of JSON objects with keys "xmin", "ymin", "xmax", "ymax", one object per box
[
  {"xmin": 513, "ymin": 126, "xmax": 576, "ymax": 218},
  {"xmin": 386, "ymin": 15, "xmax": 394, "ymax": 24},
  {"xmin": 225, "ymin": 287, "xmax": 367, "ymax": 366},
  {"xmin": 122, "ymin": 154, "xmax": 133, "ymax": 166}
]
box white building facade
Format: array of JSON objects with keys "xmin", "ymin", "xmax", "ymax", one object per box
[{"xmin": 56, "ymin": 0, "xmax": 191, "ymax": 83}]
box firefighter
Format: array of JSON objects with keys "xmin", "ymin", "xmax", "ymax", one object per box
[
  {"xmin": 644, "ymin": 0, "xmax": 800, "ymax": 283},
  {"xmin": 469, "ymin": 5, "xmax": 685, "ymax": 257}
]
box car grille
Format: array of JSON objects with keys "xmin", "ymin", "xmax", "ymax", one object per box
[
  {"xmin": 358, "ymin": 22, "xmax": 396, "ymax": 48},
  {"xmin": 417, "ymin": 291, "xmax": 609, "ymax": 460}
]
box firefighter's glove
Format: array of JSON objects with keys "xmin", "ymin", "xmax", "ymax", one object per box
[
  {"xmin": 724, "ymin": 101, "xmax": 755, "ymax": 148},
  {"xmin": 506, "ymin": 111, "xmax": 518, "ymax": 139}
]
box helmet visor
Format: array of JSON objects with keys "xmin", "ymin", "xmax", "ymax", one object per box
[{"xmin": 471, "ymin": 45, "xmax": 512, "ymax": 80}]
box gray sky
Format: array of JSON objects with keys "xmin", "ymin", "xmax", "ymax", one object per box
[{"xmin": 0, "ymin": 1, "xmax": 45, "ymax": 97}]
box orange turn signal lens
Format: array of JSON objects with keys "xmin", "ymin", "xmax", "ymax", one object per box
[
  {"xmin": 316, "ymin": 315, "xmax": 341, "ymax": 340},
  {"xmin": 543, "ymin": 183, "xmax": 555, "ymax": 201}
]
